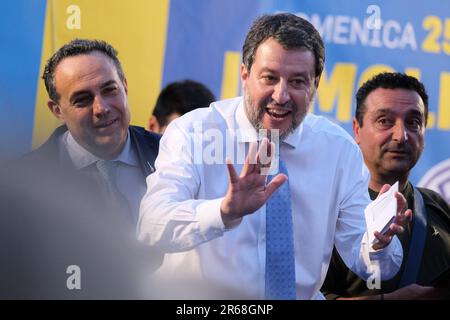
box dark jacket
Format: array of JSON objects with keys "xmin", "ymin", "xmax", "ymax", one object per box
[
  {"xmin": 0, "ymin": 125, "xmax": 162, "ymax": 299},
  {"xmin": 321, "ymin": 182, "xmax": 450, "ymax": 299}
]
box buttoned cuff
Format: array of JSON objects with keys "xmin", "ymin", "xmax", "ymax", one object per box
[
  {"xmin": 368, "ymin": 235, "xmax": 403, "ymax": 280},
  {"xmin": 196, "ymin": 197, "xmax": 242, "ymax": 240}
]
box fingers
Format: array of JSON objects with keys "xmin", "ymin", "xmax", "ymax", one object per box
[
  {"xmin": 391, "ymin": 208, "xmax": 412, "ymax": 237},
  {"xmin": 372, "ymin": 209, "xmax": 411, "ymax": 250},
  {"xmin": 241, "ymin": 141, "xmax": 258, "ymax": 177},
  {"xmin": 372, "ymin": 230, "xmax": 393, "ymax": 250},
  {"xmin": 242, "ymin": 138, "xmax": 274, "ymax": 177},
  {"xmin": 257, "ymin": 139, "xmax": 275, "ymax": 175},
  {"xmin": 265, "ymin": 173, "xmax": 288, "ymax": 198},
  {"xmin": 404, "ymin": 208, "xmax": 412, "ymax": 221},
  {"xmin": 384, "ymin": 221, "xmax": 405, "ymax": 238},
  {"xmin": 372, "ymin": 222, "xmax": 401, "ymax": 250},
  {"xmin": 395, "ymin": 191, "xmax": 407, "ymax": 214},
  {"xmin": 225, "ymin": 158, "xmax": 239, "ymax": 183},
  {"xmin": 256, "ymin": 138, "xmax": 272, "ymax": 166},
  {"xmin": 377, "ymin": 184, "xmax": 391, "ymax": 197}
]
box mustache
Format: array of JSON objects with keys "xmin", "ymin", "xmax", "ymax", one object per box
[
  {"xmin": 259, "ymin": 98, "xmax": 297, "ymax": 110},
  {"xmin": 381, "ymin": 142, "xmax": 411, "ymax": 153}
]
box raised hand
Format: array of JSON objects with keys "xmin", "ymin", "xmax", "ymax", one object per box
[
  {"xmin": 372, "ymin": 184, "xmax": 412, "ymax": 250},
  {"xmin": 220, "ymin": 138, "xmax": 287, "ymax": 227}
]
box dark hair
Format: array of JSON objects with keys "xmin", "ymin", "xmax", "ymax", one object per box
[
  {"xmin": 152, "ymin": 80, "xmax": 215, "ymax": 126},
  {"xmin": 355, "ymin": 72, "xmax": 429, "ymax": 126},
  {"xmin": 42, "ymin": 38, "xmax": 126, "ymax": 102},
  {"xmin": 242, "ymin": 13, "xmax": 325, "ymax": 77}
]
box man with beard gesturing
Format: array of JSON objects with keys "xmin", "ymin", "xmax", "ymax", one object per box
[{"xmin": 137, "ymin": 14, "xmax": 410, "ymax": 300}]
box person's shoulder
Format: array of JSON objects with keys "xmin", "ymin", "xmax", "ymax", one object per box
[
  {"xmin": 418, "ymin": 186, "xmax": 450, "ymax": 216},
  {"xmin": 168, "ymin": 97, "xmax": 242, "ymax": 131},
  {"xmin": 210, "ymin": 96, "xmax": 242, "ymax": 113},
  {"xmin": 418, "ymin": 186, "xmax": 448, "ymax": 204},
  {"xmin": 129, "ymin": 126, "xmax": 161, "ymax": 164},
  {"xmin": 1, "ymin": 126, "xmax": 67, "ymax": 188},
  {"xmin": 9, "ymin": 126, "xmax": 65, "ymax": 169},
  {"xmin": 130, "ymin": 125, "xmax": 161, "ymax": 142},
  {"xmin": 303, "ymin": 113, "xmax": 356, "ymax": 146}
]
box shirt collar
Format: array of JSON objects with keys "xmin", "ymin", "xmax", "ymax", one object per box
[
  {"xmin": 235, "ymin": 98, "xmax": 304, "ymax": 149},
  {"xmin": 64, "ymin": 129, "xmax": 137, "ymax": 169}
]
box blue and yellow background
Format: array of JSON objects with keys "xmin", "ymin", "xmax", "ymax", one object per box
[{"xmin": 0, "ymin": 0, "xmax": 449, "ymax": 185}]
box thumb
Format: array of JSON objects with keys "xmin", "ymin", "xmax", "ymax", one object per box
[
  {"xmin": 265, "ymin": 174, "xmax": 288, "ymax": 199},
  {"xmin": 377, "ymin": 184, "xmax": 391, "ymax": 197}
]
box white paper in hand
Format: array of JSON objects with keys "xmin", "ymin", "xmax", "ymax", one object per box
[{"xmin": 365, "ymin": 181, "xmax": 399, "ymax": 245}]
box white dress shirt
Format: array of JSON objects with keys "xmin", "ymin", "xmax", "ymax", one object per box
[
  {"xmin": 60, "ymin": 129, "xmax": 147, "ymax": 224},
  {"xmin": 138, "ymin": 97, "xmax": 403, "ymax": 300}
]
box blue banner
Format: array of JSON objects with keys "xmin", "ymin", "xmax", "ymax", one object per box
[{"xmin": 0, "ymin": 0, "xmax": 449, "ymax": 201}]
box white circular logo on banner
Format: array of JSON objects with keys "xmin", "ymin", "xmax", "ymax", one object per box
[{"xmin": 418, "ymin": 158, "xmax": 450, "ymax": 204}]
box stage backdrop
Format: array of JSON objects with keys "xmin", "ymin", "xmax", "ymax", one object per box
[{"xmin": 0, "ymin": 0, "xmax": 448, "ymax": 200}]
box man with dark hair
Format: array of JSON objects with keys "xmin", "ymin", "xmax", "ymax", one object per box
[
  {"xmin": 138, "ymin": 14, "xmax": 409, "ymax": 300},
  {"xmin": 42, "ymin": 38, "xmax": 127, "ymax": 103},
  {"xmin": 322, "ymin": 72, "xmax": 450, "ymax": 299},
  {"xmin": 0, "ymin": 38, "xmax": 161, "ymax": 298},
  {"xmin": 148, "ymin": 80, "xmax": 215, "ymax": 134}
]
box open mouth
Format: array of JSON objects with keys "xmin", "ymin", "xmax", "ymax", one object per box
[{"xmin": 265, "ymin": 108, "xmax": 292, "ymax": 119}]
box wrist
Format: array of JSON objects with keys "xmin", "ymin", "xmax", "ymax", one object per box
[{"xmin": 220, "ymin": 202, "xmax": 242, "ymax": 229}]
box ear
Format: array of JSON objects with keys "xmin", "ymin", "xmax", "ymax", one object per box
[
  {"xmin": 122, "ymin": 78, "xmax": 128, "ymax": 95},
  {"xmin": 241, "ymin": 63, "xmax": 249, "ymax": 88},
  {"xmin": 47, "ymin": 100, "xmax": 65, "ymax": 122},
  {"xmin": 148, "ymin": 115, "xmax": 161, "ymax": 133},
  {"xmin": 314, "ymin": 75, "xmax": 321, "ymax": 89},
  {"xmin": 352, "ymin": 117, "xmax": 361, "ymax": 144}
]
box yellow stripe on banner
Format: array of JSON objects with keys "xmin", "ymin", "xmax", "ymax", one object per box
[
  {"xmin": 32, "ymin": 0, "xmax": 170, "ymax": 149},
  {"xmin": 221, "ymin": 51, "xmax": 241, "ymax": 100},
  {"xmin": 32, "ymin": 0, "xmax": 60, "ymax": 149},
  {"xmin": 405, "ymin": 68, "xmax": 421, "ymax": 80},
  {"xmin": 438, "ymin": 72, "xmax": 450, "ymax": 130},
  {"xmin": 357, "ymin": 64, "xmax": 395, "ymax": 88}
]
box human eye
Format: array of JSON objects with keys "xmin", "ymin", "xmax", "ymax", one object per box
[
  {"xmin": 290, "ymin": 78, "xmax": 306, "ymax": 88},
  {"xmin": 103, "ymin": 85, "xmax": 118, "ymax": 95},
  {"xmin": 376, "ymin": 116, "xmax": 394, "ymax": 128},
  {"xmin": 261, "ymin": 74, "xmax": 277, "ymax": 84},
  {"xmin": 407, "ymin": 117, "xmax": 423, "ymax": 131},
  {"xmin": 73, "ymin": 94, "xmax": 93, "ymax": 107}
]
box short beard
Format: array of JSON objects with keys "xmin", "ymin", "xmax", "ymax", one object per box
[{"xmin": 243, "ymin": 88, "xmax": 305, "ymax": 141}]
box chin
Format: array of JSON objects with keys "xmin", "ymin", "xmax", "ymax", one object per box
[{"xmin": 384, "ymin": 165, "xmax": 410, "ymax": 177}]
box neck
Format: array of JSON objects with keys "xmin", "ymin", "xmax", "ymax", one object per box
[
  {"xmin": 369, "ymin": 173, "xmax": 409, "ymax": 193},
  {"xmin": 89, "ymin": 139, "xmax": 127, "ymax": 161}
]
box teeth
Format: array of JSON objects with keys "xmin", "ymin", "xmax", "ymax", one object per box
[
  {"xmin": 267, "ymin": 108, "xmax": 290, "ymax": 117},
  {"xmin": 98, "ymin": 119, "xmax": 115, "ymax": 127}
]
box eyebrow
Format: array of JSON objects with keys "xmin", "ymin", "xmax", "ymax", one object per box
[
  {"xmin": 373, "ymin": 108, "xmax": 424, "ymax": 118},
  {"xmin": 100, "ymin": 80, "xmax": 118, "ymax": 89},
  {"xmin": 407, "ymin": 109, "xmax": 424, "ymax": 117},
  {"xmin": 259, "ymin": 67, "xmax": 311, "ymax": 78},
  {"xmin": 69, "ymin": 80, "xmax": 118, "ymax": 103},
  {"xmin": 373, "ymin": 109, "xmax": 390, "ymax": 116}
]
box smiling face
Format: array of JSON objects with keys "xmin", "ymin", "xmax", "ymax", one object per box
[
  {"xmin": 241, "ymin": 38, "xmax": 319, "ymax": 140},
  {"xmin": 48, "ymin": 51, "xmax": 130, "ymax": 159},
  {"xmin": 353, "ymin": 88, "xmax": 426, "ymax": 189}
]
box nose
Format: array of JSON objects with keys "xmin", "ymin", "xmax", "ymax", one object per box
[
  {"xmin": 392, "ymin": 121, "xmax": 408, "ymax": 142},
  {"xmin": 272, "ymin": 80, "xmax": 290, "ymax": 105},
  {"xmin": 93, "ymin": 95, "xmax": 110, "ymax": 117}
]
